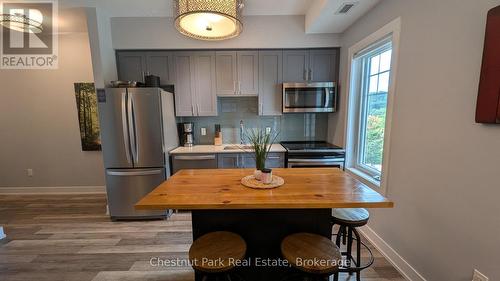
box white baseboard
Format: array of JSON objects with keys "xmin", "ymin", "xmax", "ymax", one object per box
[
  {"xmin": 359, "ymin": 225, "xmax": 427, "ymax": 281},
  {"xmin": 0, "ymin": 226, "xmax": 5, "ymax": 240},
  {"xmin": 0, "ymin": 186, "xmax": 106, "ymax": 195}
]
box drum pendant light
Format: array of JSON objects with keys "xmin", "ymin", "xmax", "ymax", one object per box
[{"xmin": 173, "ymin": 0, "xmax": 243, "ymax": 41}]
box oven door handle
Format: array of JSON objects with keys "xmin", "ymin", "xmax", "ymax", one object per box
[{"xmin": 287, "ymin": 158, "xmax": 345, "ymax": 168}]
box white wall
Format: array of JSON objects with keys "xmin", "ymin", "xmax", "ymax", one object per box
[
  {"xmin": 329, "ymin": 0, "xmax": 500, "ymax": 280},
  {"xmin": 0, "ymin": 9, "xmax": 105, "ymax": 187},
  {"xmin": 111, "ymin": 15, "xmax": 341, "ymax": 49}
]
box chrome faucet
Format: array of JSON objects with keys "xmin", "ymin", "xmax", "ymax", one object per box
[{"xmin": 240, "ymin": 120, "xmax": 244, "ymax": 144}]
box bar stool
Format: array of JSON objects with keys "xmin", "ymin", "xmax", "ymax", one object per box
[
  {"xmin": 189, "ymin": 231, "xmax": 247, "ymax": 281},
  {"xmin": 280, "ymin": 233, "xmax": 341, "ymax": 281},
  {"xmin": 331, "ymin": 208, "xmax": 374, "ymax": 281}
]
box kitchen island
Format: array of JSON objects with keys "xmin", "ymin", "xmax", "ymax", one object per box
[{"xmin": 136, "ymin": 168, "xmax": 393, "ymax": 280}]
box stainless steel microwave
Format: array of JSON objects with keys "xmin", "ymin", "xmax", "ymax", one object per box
[{"xmin": 282, "ymin": 82, "xmax": 337, "ymax": 113}]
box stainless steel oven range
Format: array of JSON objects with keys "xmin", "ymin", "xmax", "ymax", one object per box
[{"xmin": 281, "ymin": 141, "xmax": 345, "ymax": 170}]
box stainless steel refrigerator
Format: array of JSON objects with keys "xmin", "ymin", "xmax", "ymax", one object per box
[{"xmin": 98, "ymin": 87, "xmax": 178, "ymax": 220}]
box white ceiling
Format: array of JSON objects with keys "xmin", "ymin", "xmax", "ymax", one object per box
[
  {"xmin": 60, "ymin": 0, "xmax": 381, "ymax": 33},
  {"xmin": 306, "ymin": 0, "xmax": 381, "ymax": 33}
]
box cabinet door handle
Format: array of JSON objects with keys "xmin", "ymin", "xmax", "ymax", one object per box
[
  {"xmin": 309, "ymin": 69, "xmax": 313, "ymax": 81},
  {"xmin": 267, "ymin": 156, "xmax": 281, "ymax": 160},
  {"xmin": 196, "ymin": 104, "xmax": 200, "ymax": 116},
  {"xmin": 238, "ymin": 81, "xmax": 241, "ymax": 94},
  {"xmin": 191, "ymin": 105, "xmax": 194, "ymax": 116},
  {"xmin": 175, "ymin": 155, "xmax": 216, "ymax": 160},
  {"xmin": 303, "ymin": 69, "xmax": 307, "ymax": 81},
  {"xmin": 233, "ymin": 80, "xmax": 236, "ymax": 94}
]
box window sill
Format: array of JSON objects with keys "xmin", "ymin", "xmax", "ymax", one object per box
[{"xmin": 346, "ymin": 167, "xmax": 381, "ymax": 192}]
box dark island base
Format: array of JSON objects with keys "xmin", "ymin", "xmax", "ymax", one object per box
[{"xmin": 192, "ymin": 209, "xmax": 332, "ymax": 281}]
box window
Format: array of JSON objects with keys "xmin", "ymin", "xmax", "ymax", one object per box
[
  {"xmin": 347, "ymin": 38, "xmax": 395, "ymax": 186},
  {"xmin": 356, "ymin": 43, "xmax": 392, "ymax": 180},
  {"xmin": 345, "ymin": 18, "xmax": 400, "ymax": 192}
]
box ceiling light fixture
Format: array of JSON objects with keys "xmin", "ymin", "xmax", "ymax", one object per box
[
  {"xmin": 174, "ymin": 0, "xmax": 243, "ymax": 41},
  {"xmin": 0, "ymin": 11, "xmax": 43, "ymax": 33}
]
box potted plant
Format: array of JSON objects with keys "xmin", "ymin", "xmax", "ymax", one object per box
[{"xmin": 244, "ymin": 128, "xmax": 279, "ymax": 180}]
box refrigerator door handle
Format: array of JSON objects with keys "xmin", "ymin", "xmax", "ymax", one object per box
[
  {"xmin": 128, "ymin": 94, "xmax": 138, "ymax": 164},
  {"xmin": 121, "ymin": 93, "xmax": 132, "ymax": 164},
  {"xmin": 107, "ymin": 169, "xmax": 163, "ymax": 176}
]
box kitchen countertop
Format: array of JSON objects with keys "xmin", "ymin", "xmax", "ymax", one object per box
[
  {"xmin": 136, "ymin": 168, "xmax": 394, "ymax": 210},
  {"xmin": 169, "ymin": 144, "xmax": 287, "ymax": 154}
]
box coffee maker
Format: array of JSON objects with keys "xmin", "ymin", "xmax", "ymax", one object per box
[{"xmin": 182, "ymin": 122, "xmax": 194, "ymax": 147}]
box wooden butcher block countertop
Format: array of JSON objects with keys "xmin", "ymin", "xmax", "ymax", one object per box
[{"xmin": 136, "ymin": 168, "xmax": 394, "ymax": 210}]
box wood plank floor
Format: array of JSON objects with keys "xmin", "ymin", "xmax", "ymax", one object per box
[{"xmin": 0, "ymin": 194, "xmax": 404, "ymax": 281}]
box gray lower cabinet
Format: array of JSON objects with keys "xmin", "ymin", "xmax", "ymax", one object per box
[
  {"xmin": 171, "ymin": 154, "xmax": 218, "ymax": 174},
  {"xmin": 258, "ymin": 50, "xmax": 283, "ymax": 116},
  {"xmin": 217, "ymin": 153, "xmax": 241, "ymax": 168},
  {"xmin": 218, "ymin": 153, "xmax": 285, "ymax": 169}
]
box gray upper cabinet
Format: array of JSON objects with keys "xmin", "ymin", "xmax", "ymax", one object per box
[
  {"xmin": 283, "ymin": 49, "xmax": 338, "ymax": 82},
  {"xmin": 193, "ymin": 52, "xmax": 217, "ymax": 116},
  {"xmin": 283, "ymin": 50, "xmax": 309, "ymax": 83},
  {"xmin": 216, "ymin": 52, "xmax": 238, "ymax": 96},
  {"xmin": 309, "ymin": 49, "xmax": 338, "ymax": 82},
  {"xmin": 237, "ymin": 51, "xmax": 259, "ymax": 96},
  {"xmin": 172, "ymin": 51, "xmax": 217, "ymax": 117},
  {"xmin": 117, "ymin": 52, "xmax": 147, "ymax": 82},
  {"xmin": 258, "ymin": 50, "xmax": 283, "ymax": 116},
  {"xmin": 216, "ymin": 51, "xmax": 258, "ymax": 96},
  {"xmin": 117, "ymin": 48, "xmax": 338, "ymax": 117},
  {"xmin": 172, "ymin": 52, "xmax": 195, "ymax": 117},
  {"xmin": 146, "ymin": 51, "xmax": 173, "ymax": 85}
]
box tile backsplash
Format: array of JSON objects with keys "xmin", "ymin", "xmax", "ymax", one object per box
[{"xmin": 177, "ymin": 97, "xmax": 329, "ymax": 145}]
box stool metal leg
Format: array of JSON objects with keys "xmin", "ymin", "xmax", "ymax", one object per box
[
  {"xmin": 352, "ymin": 228, "xmax": 363, "ymax": 281},
  {"xmin": 335, "ymin": 225, "xmax": 343, "ymax": 247},
  {"xmin": 347, "ymin": 226, "xmax": 354, "ymax": 276}
]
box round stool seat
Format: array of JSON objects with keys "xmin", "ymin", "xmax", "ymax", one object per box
[
  {"xmin": 332, "ymin": 208, "xmax": 370, "ymax": 227},
  {"xmin": 281, "ymin": 233, "xmax": 342, "ymax": 275},
  {"xmin": 189, "ymin": 231, "xmax": 246, "ymax": 273}
]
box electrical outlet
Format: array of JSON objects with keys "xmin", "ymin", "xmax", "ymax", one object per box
[
  {"xmin": 266, "ymin": 127, "xmax": 272, "ymax": 134},
  {"xmin": 473, "ymin": 269, "xmax": 489, "ymax": 281},
  {"xmin": 26, "ymin": 169, "xmax": 33, "ymax": 177},
  {"xmin": 201, "ymin": 127, "xmax": 207, "ymax": 136}
]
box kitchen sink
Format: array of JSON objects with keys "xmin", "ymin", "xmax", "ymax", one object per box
[{"xmin": 224, "ymin": 145, "xmax": 254, "ymax": 150}]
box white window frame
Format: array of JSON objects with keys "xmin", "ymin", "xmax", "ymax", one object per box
[{"xmin": 344, "ymin": 18, "xmax": 401, "ymax": 195}]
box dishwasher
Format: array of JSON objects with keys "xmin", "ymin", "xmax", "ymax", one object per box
[{"xmin": 171, "ymin": 154, "xmax": 218, "ymax": 174}]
